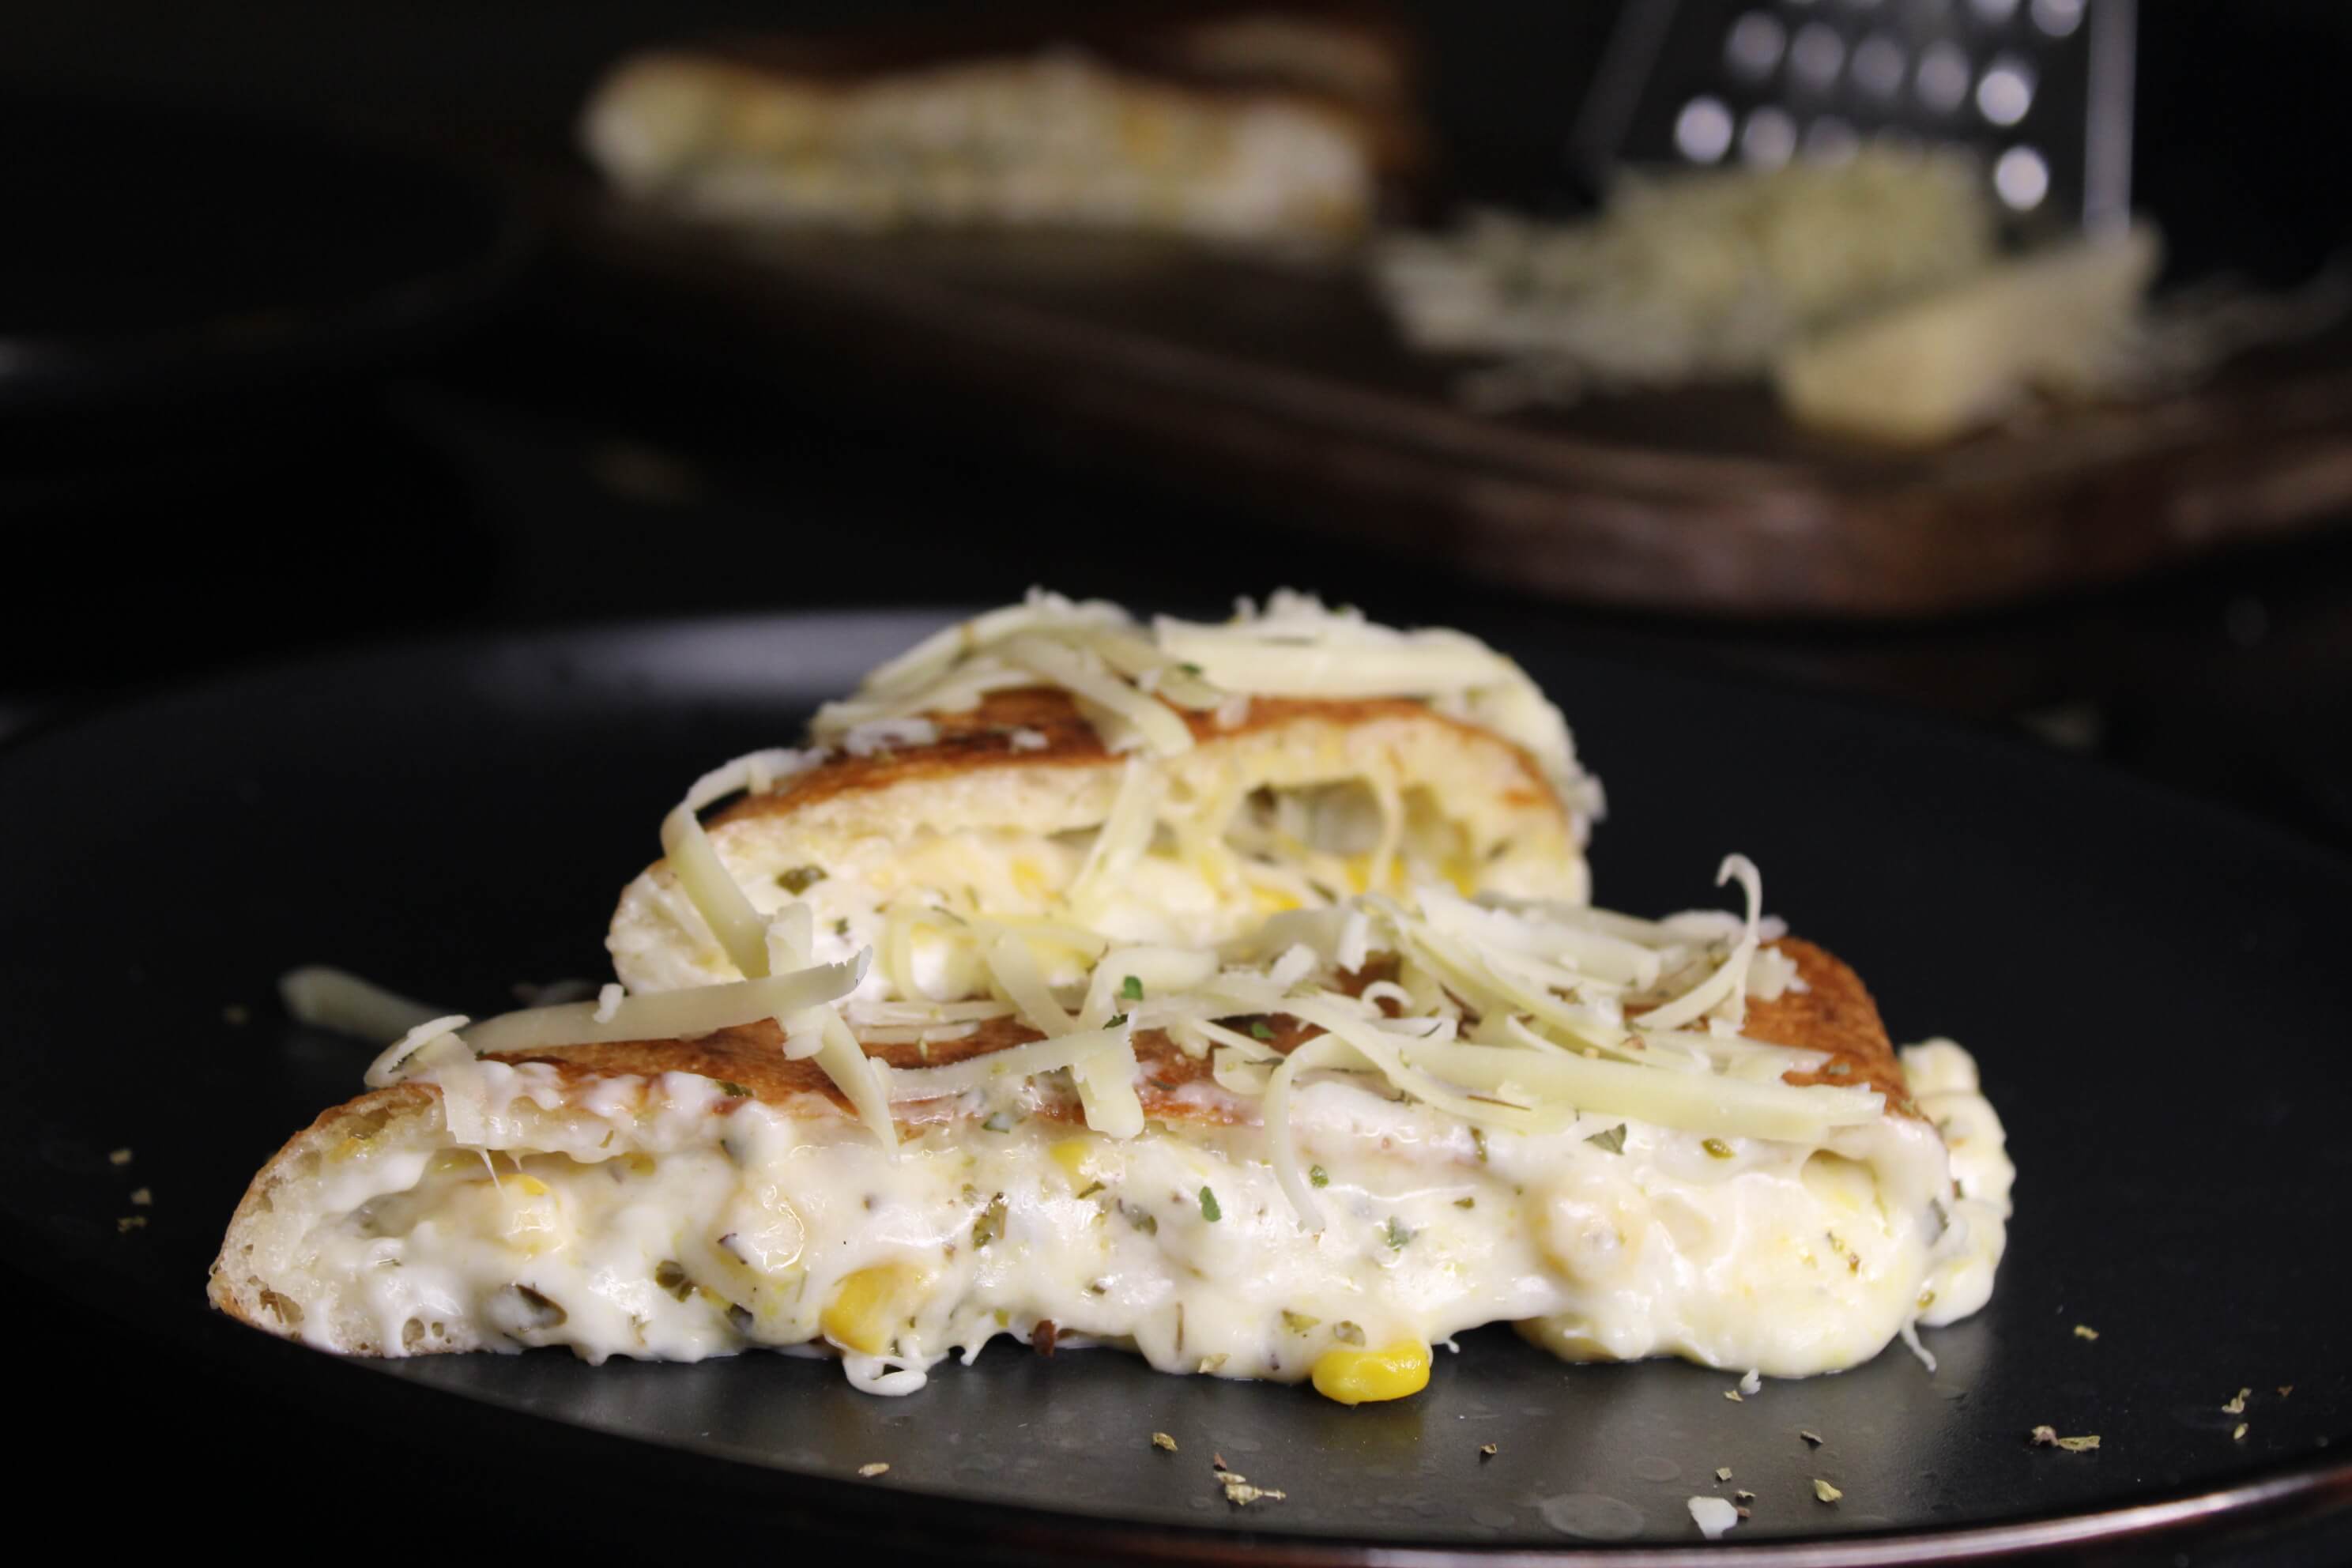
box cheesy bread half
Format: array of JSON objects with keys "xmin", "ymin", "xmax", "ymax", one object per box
[
  {"xmin": 215, "ymin": 870, "xmax": 2011, "ymax": 1399},
  {"xmin": 609, "ymin": 593, "xmax": 1603, "ymax": 1010}
]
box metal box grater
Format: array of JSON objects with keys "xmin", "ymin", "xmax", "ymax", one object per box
[{"xmin": 1568, "ymin": 0, "xmax": 2135, "ymax": 232}]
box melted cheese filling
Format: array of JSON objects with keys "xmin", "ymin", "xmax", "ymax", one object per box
[
  {"xmin": 611, "ymin": 772, "xmax": 1579, "ymax": 1004},
  {"xmin": 282, "ymin": 1050, "xmax": 2008, "ymax": 1395}
]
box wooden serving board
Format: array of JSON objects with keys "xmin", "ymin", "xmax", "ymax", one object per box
[{"xmin": 567, "ymin": 201, "xmax": 2352, "ymax": 618}]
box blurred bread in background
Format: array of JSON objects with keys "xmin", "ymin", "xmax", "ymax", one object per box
[{"xmin": 582, "ymin": 5, "xmax": 1426, "ymax": 247}]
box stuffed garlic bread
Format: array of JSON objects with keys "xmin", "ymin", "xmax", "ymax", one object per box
[
  {"xmin": 609, "ymin": 591, "xmax": 1603, "ymax": 1004},
  {"xmin": 215, "ymin": 865, "xmax": 2010, "ymax": 1400}
]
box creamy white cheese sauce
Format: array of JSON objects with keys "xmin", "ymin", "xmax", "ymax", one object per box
[{"xmin": 287, "ymin": 1045, "xmax": 2011, "ymax": 1395}]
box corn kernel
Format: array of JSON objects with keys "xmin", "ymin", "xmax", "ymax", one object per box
[
  {"xmin": 1049, "ymin": 1138, "xmax": 1093, "ymax": 1183},
  {"xmin": 821, "ymin": 1264, "xmax": 922, "ymax": 1356},
  {"xmin": 1310, "ymin": 1339, "xmax": 1431, "ymax": 1405},
  {"xmin": 512, "ymin": 1174, "xmax": 551, "ymax": 1197}
]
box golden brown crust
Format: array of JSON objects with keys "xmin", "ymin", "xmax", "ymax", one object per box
[
  {"xmin": 1743, "ymin": 938, "xmax": 1909, "ymax": 1112},
  {"xmin": 489, "ymin": 937, "xmax": 1908, "ymax": 1127},
  {"xmin": 716, "ymin": 687, "xmax": 1556, "ymax": 825}
]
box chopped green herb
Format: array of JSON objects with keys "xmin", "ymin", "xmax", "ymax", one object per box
[
  {"xmin": 715, "ymin": 1080, "xmax": 752, "ymax": 1098},
  {"xmin": 1250, "ymin": 1020, "xmax": 1276, "ymax": 1042},
  {"xmin": 1333, "ymin": 1321, "xmax": 1366, "ymax": 1345},
  {"xmin": 1121, "ymin": 1202, "xmax": 1158, "ymax": 1235},
  {"xmin": 1383, "ymin": 1216, "xmax": 1414, "ymax": 1250},
  {"xmin": 777, "ymin": 865, "xmax": 827, "ymax": 894},
  {"xmin": 1586, "ymin": 1124, "xmax": 1626, "ymax": 1155},
  {"xmin": 1199, "ymin": 1186, "xmax": 1223, "ymax": 1223},
  {"xmin": 982, "ymin": 1110, "xmax": 1016, "ymax": 1133},
  {"xmin": 1453, "ymin": 1197, "xmax": 1476, "ymax": 1209},
  {"xmin": 971, "ymin": 1193, "xmax": 1008, "ymax": 1248},
  {"xmin": 1121, "ymin": 974, "xmax": 1144, "ymax": 1001},
  {"xmin": 1471, "ymin": 1126, "xmax": 1489, "ymax": 1163},
  {"xmin": 1703, "ymin": 1137, "xmax": 1735, "ymax": 1159},
  {"xmin": 1178, "ymin": 662, "xmax": 1204, "ymax": 677},
  {"xmin": 1308, "ymin": 1164, "xmax": 1329, "ymax": 1189},
  {"xmin": 834, "ymin": 918, "xmax": 851, "ymax": 937},
  {"xmin": 1106, "ymin": 1013, "xmax": 1129, "ymax": 1028},
  {"xmin": 1076, "ymin": 1182, "xmax": 1106, "ymax": 1200},
  {"xmin": 1280, "ymin": 1310, "xmax": 1321, "ymax": 1333},
  {"xmin": 654, "ymin": 1261, "xmax": 693, "ymax": 1301}
]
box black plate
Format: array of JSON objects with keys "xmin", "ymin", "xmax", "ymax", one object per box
[{"xmin": 3, "ymin": 612, "xmax": 2347, "ymax": 1561}]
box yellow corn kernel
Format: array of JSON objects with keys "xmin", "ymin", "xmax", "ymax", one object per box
[
  {"xmin": 1253, "ymin": 887, "xmax": 1303, "ymax": 914},
  {"xmin": 821, "ymin": 1264, "xmax": 922, "ymax": 1356},
  {"xmin": 1310, "ymin": 1340, "xmax": 1431, "ymax": 1405},
  {"xmin": 1050, "ymin": 1137, "xmax": 1093, "ymax": 1183},
  {"xmin": 512, "ymin": 1174, "xmax": 551, "ymax": 1197}
]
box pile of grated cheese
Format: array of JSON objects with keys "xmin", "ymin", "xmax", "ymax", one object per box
[{"xmin": 1371, "ymin": 149, "xmax": 1996, "ymax": 405}]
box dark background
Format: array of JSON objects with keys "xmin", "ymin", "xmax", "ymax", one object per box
[{"xmin": 3, "ymin": 2, "xmax": 2349, "ymax": 1555}]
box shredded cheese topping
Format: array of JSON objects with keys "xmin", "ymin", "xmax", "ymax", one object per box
[
  {"xmin": 864, "ymin": 856, "xmax": 1879, "ymax": 1216},
  {"xmin": 809, "ymin": 589, "xmax": 1600, "ymax": 812}
]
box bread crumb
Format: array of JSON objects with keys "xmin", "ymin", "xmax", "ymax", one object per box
[
  {"xmin": 1479, "ymin": 1442, "xmax": 1498, "ymax": 1458},
  {"xmin": 1715, "ymin": 1466, "xmax": 1732, "ymax": 1482},
  {"xmin": 108, "ymin": 1148, "xmax": 134, "ymax": 1167},
  {"xmin": 2072, "ymin": 1324, "xmax": 2098, "ymax": 1340},
  {"xmin": 858, "ymin": 1462, "xmax": 890, "ymax": 1478},
  {"xmin": 117, "ymin": 1216, "xmax": 146, "ymax": 1233},
  {"xmin": 1813, "ymin": 1479, "xmax": 1843, "ymax": 1504},
  {"xmin": 2233, "ymin": 1423, "xmax": 2249, "ymax": 1442},
  {"xmin": 1799, "ymin": 1430, "xmax": 1824, "ymax": 1447},
  {"xmin": 1151, "ymin": 1432, "xmax": 1178, "ymax": 1452},
  {"xmin": 2222, "ymin": 1388, "xmax": 2250, "ymax": 1415}
]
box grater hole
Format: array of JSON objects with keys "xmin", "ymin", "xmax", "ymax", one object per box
[
  {"xmin": 1976, "ymin": 58, "xmax": 2036, "ymax": 126},
  {"xmin": 1915, "ymin": 40, "xmax": 1973, "ymax": 112},
  {"xmin": 1789, "ymin": 22, "xmax": 1847, "ymax": 89},
  {"xmin": 1853, "ymin": 35, "xmax": 1908, "ymax": 97},
  {"xmin": 2030, "ymin": 0, "xmax": 2084, "ymax": 37},
  {"xmin": 1675, "ymin": 96, "xmax": 1736, "ymax": 164},
  {"xmin": 1725, "ymin": 13, "xmax": 1788, "ymax": 80},
  {"xmin": 1994, "ymin": 144, "xmax": 2050, "ymax": 209},
  {"xmin": 1742, "ymin": 107, "xmax": 1800, "ymax": 168},
  {"xmin": 1804, "ymin": 115, "xmax": 1861, "ymax": 162}
]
